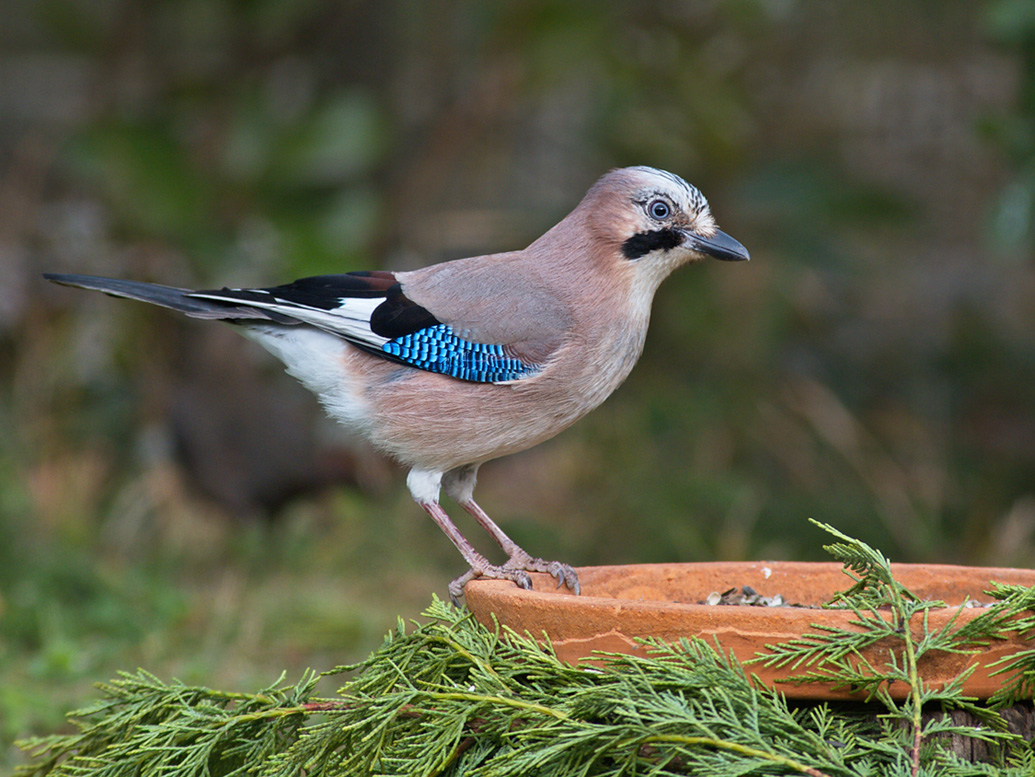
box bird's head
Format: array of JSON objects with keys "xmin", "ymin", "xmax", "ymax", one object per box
[{"xmin": 581, "ymin": 166, "xmax": 749, "ymax": 281}]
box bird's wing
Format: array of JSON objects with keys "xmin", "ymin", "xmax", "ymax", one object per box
[
  {"xmin": 396, "ymin": 251, "xmax": 574, "ymax": 368},
  {"xmin": 188, "ymin": 272, "xmax": 399, "ymax": 348},
  {"xmin": 163, "ymin": 272, "xmax": 542, "ymax": 383},
  {"xmin": 45, "ymin": 269, "xmax": 556, "ymax": 383}
]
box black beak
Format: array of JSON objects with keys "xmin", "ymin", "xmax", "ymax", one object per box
[{"xmin": 682, "ymin": 228, "xmax": 750, "ymax": 262}]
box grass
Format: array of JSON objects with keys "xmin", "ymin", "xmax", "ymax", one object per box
[{"xmin": 0, "ymin": 476, "xmax": 449, "ymax": 772}]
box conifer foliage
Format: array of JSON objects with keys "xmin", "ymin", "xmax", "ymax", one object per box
[{"xmin": 18, "ymin": 525, "xmax": 1035, "ymax": 776}]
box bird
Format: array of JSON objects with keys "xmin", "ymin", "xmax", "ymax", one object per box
[{"xmin": 44, "ymin": 166, "xmax": 749, "ymax": 602}]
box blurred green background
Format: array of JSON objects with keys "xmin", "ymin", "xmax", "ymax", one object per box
[{"xmin": 3, "ymin": 0, "xmax": 1035, "ymax": 767}]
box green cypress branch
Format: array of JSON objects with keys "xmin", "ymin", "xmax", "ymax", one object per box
[{"xmin": 16, "ymin": 526, "xmax": 1035, "ymax": 777}]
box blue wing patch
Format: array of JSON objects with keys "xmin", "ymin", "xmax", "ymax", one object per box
[{"xmin": 382, "ymin": 324, "xmax": 535, "ymax": 383}]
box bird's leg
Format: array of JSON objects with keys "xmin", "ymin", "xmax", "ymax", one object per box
[
  {"xmin": 417, "ymin": 466, "xmax": 581, "ymax": 598},
  {"xmin": 457, "ymin": 498, "xmax": 580, "ymax": 595},
  {"xmin": 408, "ymin": 469, "xmax": 533, "ymax": 603},
  {"xmin": 442, "ymin": 464, "xmax": 580, "ymax": 595},
  {"xmin": 415, "ymin": 500, "xmax": 533, "ymax": 603},
  {"xmin": 440, "ymin": 465, "xmax": 579, "ymax": 591}
]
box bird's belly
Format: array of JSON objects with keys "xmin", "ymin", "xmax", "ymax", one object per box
[
  {"xmin": 364, "ymin": 375, "xmax": 585, "ymax": 470},
  {"xmin": 342, "ymin": 332, "xmax": 645, "ymax": 471},
  {"xmin": 247, "ymin": 327, "xmax": 646, "ymax": 473}
]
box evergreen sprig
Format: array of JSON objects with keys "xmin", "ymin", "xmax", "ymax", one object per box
[
  {"xmin": 810, "ymin": 520, "xmax": 923, "ymax": 608},
  {"xmin": 982, "ymin": 583, "xmax": 1035, "ymax": 707},
  {"xmin": 16, "ymin": 524, "xmax": 1035, "ymax": 777},
  {"xmin": 18, "ymin": 669, "xmax": 321, "ymax": 777},
  {"xmin": 752, "ymin": 521, "xmax": 1035, "ymax": 776}
]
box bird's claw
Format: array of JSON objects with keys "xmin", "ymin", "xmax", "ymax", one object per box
[
  {"xmin": 504, "ymin": 553, "xmax": 580, "ymax": 595},
  {"xmin": 550, "ymin": 562, "xmax": 581, "ymax": 595},
  {"xmin": 448, "ymin": 564, "xmax": 533, "ymax": 605},
  {"xmin": 448, "ymin": 552, "xmax": 580, "ymax": 604}
]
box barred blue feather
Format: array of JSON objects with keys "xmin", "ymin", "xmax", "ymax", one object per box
[{"xmin": 383, "ymin": 324, "xmax": 534, "ymax": 383}]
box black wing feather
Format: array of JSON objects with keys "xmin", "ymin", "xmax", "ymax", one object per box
[
  {"xmin": 370, "ymin": 284, "xmax": 442, "ymax": 338},
  {"xmin": 198, "ymin": 271, "xmax": 444, "ymax": 339}
]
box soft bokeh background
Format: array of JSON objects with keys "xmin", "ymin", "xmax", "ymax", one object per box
[{"xmin": 3, "ymin": 0, "xmax": 1035, "ymax": 765}]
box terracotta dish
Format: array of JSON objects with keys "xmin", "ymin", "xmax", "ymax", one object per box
[{"xmin": 465, "ymin": 561, "xmax": 1035, "ymax": 700}]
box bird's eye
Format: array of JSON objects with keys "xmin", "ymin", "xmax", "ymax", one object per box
[{"xmin": 647, "ymin": 199, "xmax": 670, "ymax": 220}]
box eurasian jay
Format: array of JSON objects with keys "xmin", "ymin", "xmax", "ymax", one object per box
[{"xmin": 45, "ymin": 166, "xmax": 748, "ymax": 601}]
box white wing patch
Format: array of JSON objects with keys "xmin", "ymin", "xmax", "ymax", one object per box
[{"xmin": 187, "ymin": 290, "xmax": 389, "ymax": 348}]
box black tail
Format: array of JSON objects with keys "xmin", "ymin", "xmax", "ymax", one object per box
[{"xmin": 43, "ymin": 273, "xmax": 288, "ymax": 322}]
